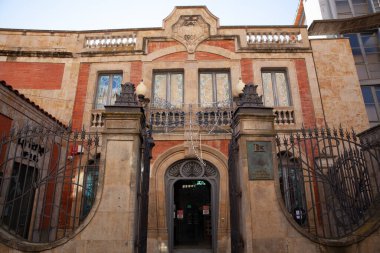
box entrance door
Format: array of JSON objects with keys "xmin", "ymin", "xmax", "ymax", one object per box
[{"xmin": 173, "ymin": 180, "xmax": 212, "ymax": 249}]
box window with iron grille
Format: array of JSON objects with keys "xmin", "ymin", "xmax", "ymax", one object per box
[
  {"xmin": 95, "ymin": 73, "xmax": 123, "ymax": 109},
  {"xmin": 261, "ymin": 70, "xmax": 292, "ymax": 107},
  {"xmin": 278, "ymin": 153, "xmax": 307, "ymax": 226}
]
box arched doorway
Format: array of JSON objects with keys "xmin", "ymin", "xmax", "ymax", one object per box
[{"xmin": 165, "ymin": 159, "xmax": 219, "ymax": 253}]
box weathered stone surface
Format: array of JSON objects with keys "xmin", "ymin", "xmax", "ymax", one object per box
[{"xmin": 311, "ymin": 39, "xmax": 369, "ymax": 132}]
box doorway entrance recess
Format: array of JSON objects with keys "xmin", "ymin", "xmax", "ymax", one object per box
[{"xmin": 165, "ymin": 159, "xmax": 219, "ymax": 253}]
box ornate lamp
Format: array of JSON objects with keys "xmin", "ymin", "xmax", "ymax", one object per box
[
  {"xmin": 136, "ymin": 80, "xmax": 150, "ymax": 105},
  {"xmin": 233, "ymin": 78, "xmax": 246, "ymax": 97}
]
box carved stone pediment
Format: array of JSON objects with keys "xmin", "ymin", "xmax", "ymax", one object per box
[{"xmin": 172, "ymin": 15, "xmax": 210, "ymax": 53}]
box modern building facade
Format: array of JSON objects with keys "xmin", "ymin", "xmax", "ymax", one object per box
[
  {"xmin": 0, "ymin": 5, "xmax": 379, "ymax": 253},
  {"xmin": 295, "ymin": 0, "xmax": 380, "ymax": 127}
]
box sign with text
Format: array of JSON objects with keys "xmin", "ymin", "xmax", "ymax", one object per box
[
  {"xmin": 202, "ymin": 205, "xmax": 210, "ymax": 215},
  {"xmin": 177, "ymin": 210, "xmax": 184, "ymax": 219},
  {"xmin": 247, "ymin": 141, "xmax": 273, "ymax": 180}
]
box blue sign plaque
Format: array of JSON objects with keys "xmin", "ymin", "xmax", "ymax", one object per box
[{"xmin": 247, "ymin": 141, "xmax": 273, "ymax": 180}]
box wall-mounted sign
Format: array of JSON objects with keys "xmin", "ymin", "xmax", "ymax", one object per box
[
  {"xmin": 177, "ymin": 210, "xmax": 184, "ymax": 219},
  {"xmin": 247, "ymin": 141, "xmax": 273, "ymax": 180},
  {"xmin": 17, "ymin": 138, "xmax": 47, "ymax": 163},
  {"xmin": 202, "ymin": 205, "xmax": 210, "ymax": 215}
]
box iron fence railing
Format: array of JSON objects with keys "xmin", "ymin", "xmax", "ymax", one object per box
[
  {"xmin": 276, "ymin": 126, "xmax": 380, "ymax": 242},
  {"xmin": 0, "ymin": 123, "xmax": 100, "ymax": 243}
]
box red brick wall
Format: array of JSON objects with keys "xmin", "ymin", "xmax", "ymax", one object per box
[
  {"xmin": 130, "ymin": 61, "xmax": 142, "ymax": 85},
  {"xmin": 148, "ymin": 41, "xmax": 180, "ymax": 54},
  {"xmin": 41, "ymin": 143, "xmax": 59, "ymax": 229},
  {"xmin": 201, "ymin": 40, "xmax": 235, "ymax": 52},
  {"xmin": 195, "ymin": 52, "xmax": 227, "ymax": 60},
  {"xmin": 154, "ymin": 52, "xmax": 188, "ymax": 62},
  {"xmin": 152, "ymin": 140, "xmax": 183, "ymax": 162},
  {"xmin": 240, "ymin": 59, "xmax": 253, "ymax": 84},
  {"xmin": 0, "ymin": 62, "xmax": 64, "ymax": 89},
  {"xmin": 0, "ymin": 114, "xmax": 12, "ymax": 167},
  {"xmin": 72, "ymin": 63, "xmax": 90, "ymax": 130},
  {"xmin": 147, "ymin": 40, "xmax": 235, "ymax": 54},
  {"xmin": 151, "ymin": 139, "xmax": 229, "ymax": 163},
  {"xmin": 58, "ymin": 154, "xmax": 76, "ymax": 228},
  {"xmin": 294, "ymin": 59, "xmax": 316, "ymax": 128},
  {"xmin": 203, "ymin": 140, "xmax": 229, "ymax": 156}
]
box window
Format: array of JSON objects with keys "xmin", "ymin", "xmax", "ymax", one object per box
[
  {"xmin": 199, "ymin": 71, "xmax": 231, "ymax": 107},
  {"xmin": 153, "ymin": 71, "xmax": 184, "ymax": 108},
  {"xmin": 335, "ymin": 0, "xmax": 370, "ymax": 18},
  {"xmin": 361, "ymin": 31, "xmax": 380, "ymax": 79},
  {"xmin": 95, "ymin": 73, "xmax": 123, "ymax": 109},
  {"xmin": 3, "ymin": 162, "xmax": 38, "ymax": 239},
  {"xmin": 351, "ymin": 0, "xmax": 370, "ymax": 16},
  {"xmin": 345, "ymin": 31, "xmax": 380, "ymax": 80},
  {"xmin": 80, "ymin": 157, "xmax": 99, "ymax": 220},
  {"xmin": 361, "ymin": 85, "xmax": 380, "ymax": 127},
  {"xmin": 261, "ymin": 70, "xmax": 291, "ymax": 107},
  {"xmin": 336, "ymin": 0, "xmax": 354, "ymax": 18},
  {"xmin": 372, "ymin": 0, "xmax": 380, "ymax": 12}
]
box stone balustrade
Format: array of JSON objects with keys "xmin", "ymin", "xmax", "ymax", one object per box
[
  {"xmin": 246, "ymin": 29, "xmax": 303, "ymax": 46},
  {"xmin": 90, "ymin": 106, "xmax": 295, "ymax": 129},
  {"xmin": 90, "ymin": 109, "xmax": 104, "ymax": 127},
  {"xmin": 273, "ymin": 107, "xmax": 295, "ymax": 125},
  {"xmin": 149, "ymin": 109, "xmax": 185, "ymax": 129},
  {"xmin": 84, "ymin": 34, "xmax": 136, "ymax": 48},
  {"xmin": 196, "ymin": 108, "xmax": 233, "ymax": 127}
]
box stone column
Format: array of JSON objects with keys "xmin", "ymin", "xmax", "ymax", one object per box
[
  {"xmin": 230, "ymin": 84, "xmax": 281, "ymax": 253},
  {"xmin": 79, "ymin": 83, "xmax": 143, "ymax": 252}
]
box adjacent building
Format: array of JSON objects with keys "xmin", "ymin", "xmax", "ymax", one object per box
[{"xmin": 295, "ymin": 0, "xmax": 380, "ymax": 126}]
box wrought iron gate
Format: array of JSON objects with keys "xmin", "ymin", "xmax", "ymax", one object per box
[
  {"xmin": 228, "ymin": 131, "xmax": 243, "ymax": 252},
  {"xmin": 135, "ymin": 115, "xmax": 155, "ymax": 253},
  {"xmin": 0, "ymin": 123, "xmax": 100, "ymax": 244},
  {"xmin": 275, "ymin": 126, "xmax": 380, "ymax": 243}
]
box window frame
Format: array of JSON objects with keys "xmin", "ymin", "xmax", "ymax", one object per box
[
  {"xmin": 261, "ymin": 69, "xmax": 292, "ymax": 107},
  {"xmin": 198, "ymin": 69, "xmax": 232, "ymax": 108},
  {"xmin": 94, "ymin": 72, "xmax": 123, "ymax": 109},
  {"xmin": 334, "ymin": 0, "xmax": 372, "ymax": 18},
  {"xmin": 152, "ymin": 70, "xmax": 184, "ymax": 108},
  {"xmin": 361, "ymin": 85, "xmax": 380, "ymax": 126}
]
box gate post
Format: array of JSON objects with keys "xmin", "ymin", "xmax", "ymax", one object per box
[
  {"xmin": 98, "ymin": 83, "xmax": 145, "ymax": 253},
  {"xmin": 229, "ymin": 84, "xmax": 275, "ymax": 253}
]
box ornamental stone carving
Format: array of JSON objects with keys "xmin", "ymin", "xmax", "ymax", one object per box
[
  {"xmin": 172, "ymin": 15, "xmax": 210, "ymax": 53},
  {"xmin": 114, "ymin": 82, "xmax": 139, "ymax": 107},
  {"xmin": 235, "ymin": 84, "xmax": 264, "ymax": 107}
]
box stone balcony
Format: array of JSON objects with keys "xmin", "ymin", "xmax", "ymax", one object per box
[
  {"xmin": 243, "ymin": 27, "xmax": 309, "ymax": 49},
  {"xmin": 84, "ymin": 34, "xmax": 137, "ymax": 49},
  {"xmin": 90, "ymin": 106, "xmax": 295, "ymax": 132}
]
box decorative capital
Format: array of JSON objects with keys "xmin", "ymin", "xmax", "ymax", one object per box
[
  {"xmin": 114, "ymin": 82, "xmax": 139, "ymax": 107},
  {"xmin": 235, "ymin": 84, "xmax": 264, "ymax": 107}
]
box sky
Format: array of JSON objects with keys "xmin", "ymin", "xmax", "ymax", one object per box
[{"xmin": 0, "ymin": 0, "xmax": 300, "ymax": 30}]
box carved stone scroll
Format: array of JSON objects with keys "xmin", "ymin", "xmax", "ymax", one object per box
[{"xmin": 172, "ymin": 15, "xmax": 210, "ymax": 53}]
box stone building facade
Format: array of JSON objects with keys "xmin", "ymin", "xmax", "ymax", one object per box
[{"xmin": 0, "ymin": 6, "xmax": 379, "ymax": 253}]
